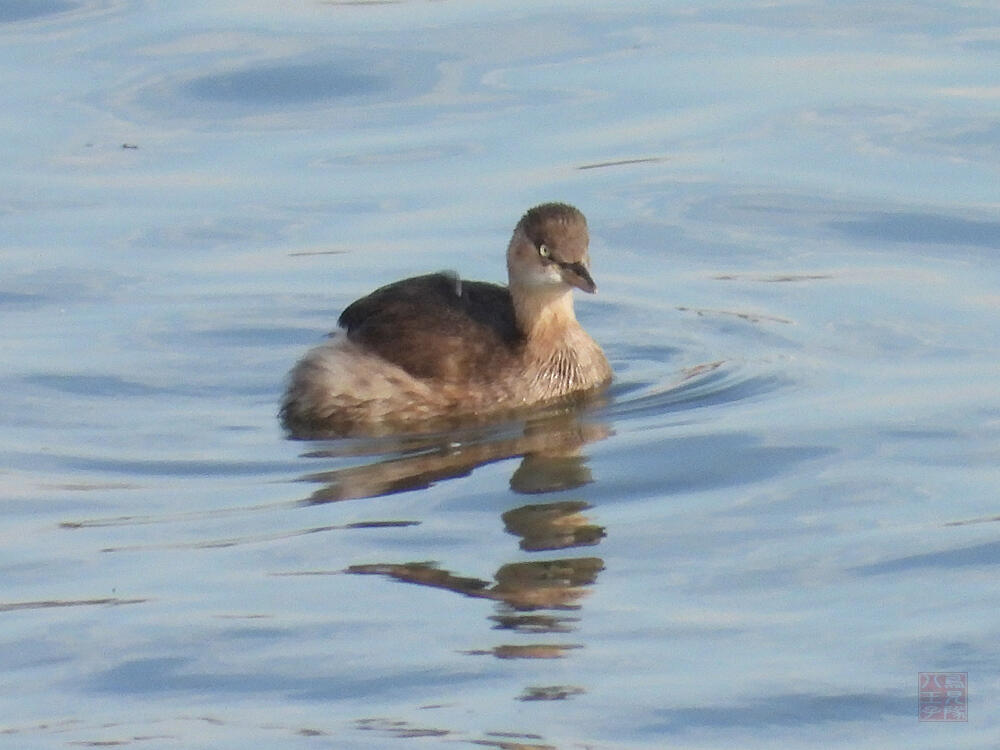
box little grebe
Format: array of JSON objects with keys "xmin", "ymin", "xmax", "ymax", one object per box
[{"xmin": 281, "ymin": 202, "xmax": 612, "ymax": 435}]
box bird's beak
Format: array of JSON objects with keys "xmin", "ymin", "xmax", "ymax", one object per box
[{"xmin": 558, "ymin": 261, "xmax": 597, "ymax": 294}]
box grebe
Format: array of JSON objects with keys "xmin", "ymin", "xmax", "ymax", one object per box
[{"xmin": 281, "ymin": 202, "xmax": 612, "ymax": 435}]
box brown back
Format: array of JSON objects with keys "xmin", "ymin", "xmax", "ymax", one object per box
[{"xmin": 338, "ymin": 273, "xmax": 524, "ymax": 382}]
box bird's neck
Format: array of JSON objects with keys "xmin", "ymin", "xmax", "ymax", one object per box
[{"xmin": 510, "ymin": 284, "xmax": 579, "ymax": 342}]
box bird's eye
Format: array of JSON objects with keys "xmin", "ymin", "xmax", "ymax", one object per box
[{"xmin": 538, "ymin": 244, "xmax": 551, "ymax": 258}]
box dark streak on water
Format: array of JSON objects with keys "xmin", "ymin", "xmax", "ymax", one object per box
[
  {"xmin": 185, "ymin": 62, "xmax": 386, "ymax": 105},
  {"xmin": 0, "ymin": 0, "xmax": 77, "ymax": 24},
  {"xmin": 831, "ymin": 212, "xmax": 1000, "ymax": 249}
]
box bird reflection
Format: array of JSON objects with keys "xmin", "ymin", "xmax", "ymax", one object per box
[
  {"xmin": 345, "ymin": 489, "xmax": 606, "ymax": 667},
  {"xmin": 294, "ymin": 404, "xmax": 608, "ymax": 704},
  {"xmin": 348, "ymin": 555, "xmax": 603, "ymax": 615},
  {"xmin": 295, "ymin": 402, "xmax": 609, "ymax": 505},
  {"xmin": 502, "ymin": 501, "xmax": 605, "ymax": 551}
]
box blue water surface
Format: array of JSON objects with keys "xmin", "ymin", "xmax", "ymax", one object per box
[{"xmin": 2, "ymin": 1, "xmax": 999, "ymax": 748}]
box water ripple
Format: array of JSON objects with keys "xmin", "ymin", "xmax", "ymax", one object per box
[{"xmin": 601, "ymin": 360, "xmax": 788, "ymax": 423}]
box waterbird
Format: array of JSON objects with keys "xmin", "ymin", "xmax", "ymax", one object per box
[{"xmin": 281, "ymin": 202, "xmax": 612, "ymax": 435}]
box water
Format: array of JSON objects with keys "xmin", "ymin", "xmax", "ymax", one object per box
[{"xmin": 2, "ymin": 2, "xmax": 999, "ymax": 748}]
